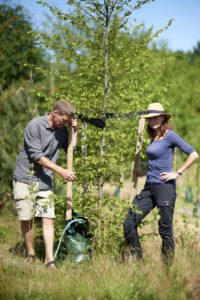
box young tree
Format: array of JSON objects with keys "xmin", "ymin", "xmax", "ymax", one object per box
[{"xmin": 35, "ymin": 0, "xmax": 172, "ymax": 251}]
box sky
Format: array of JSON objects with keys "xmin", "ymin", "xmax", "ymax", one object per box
[{"xmin": 11, "ymin": 0, "xmax": 200, "ymax": 52}]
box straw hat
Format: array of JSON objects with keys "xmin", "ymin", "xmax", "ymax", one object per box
[{"xmin": 142, "ymin": 102, "xmax": 171, "ymax": 119}]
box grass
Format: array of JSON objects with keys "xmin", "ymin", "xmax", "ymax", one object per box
[
  {"xmin": 1, "ymin": 169, "xmax": 200, "ymax": 300},
  {"xmin": 1, "ymin": 201, "xmax": 200, "ymax": 300},
  {"xmin": 1, "ymin": 243, "xmax": 200, "ymax": 300},
  {"xmin": 0, "ymin": 257, "xmax": 156, "ymax": 300}
]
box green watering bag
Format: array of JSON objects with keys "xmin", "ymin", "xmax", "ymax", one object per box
[{"xmin": 54, "ymin": 213, "xmax": 92, "ymax": 264}]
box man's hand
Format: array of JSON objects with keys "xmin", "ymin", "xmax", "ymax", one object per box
[
  {"xmin": 59, "ymin": 168, "xmax": 76, "ymax": 181},
  {"xmin": 37, "ymin": 157, "xmax": 77, "ymax": 181},
  {"xmin": 70, "ymin": 118, "xmax": 78, "ymax": 130}
]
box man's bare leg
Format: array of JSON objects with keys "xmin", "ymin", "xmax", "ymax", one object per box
[
  {"xmin": 42, "ymin": 217, "xmax": 56, "ymax": 269},
  {"xmin": 21, "ymin": 220, "xmax": 35, "ymax": 262}
]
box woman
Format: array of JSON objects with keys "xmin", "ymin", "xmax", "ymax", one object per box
[{"xmin": 123, "ymin": 102, "xmax": 199, "ymax": 264}]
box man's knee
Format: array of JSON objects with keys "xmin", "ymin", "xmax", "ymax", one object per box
[{"xmin": 42, "ymin": 217, "xmax": 54, "ymax": 225}]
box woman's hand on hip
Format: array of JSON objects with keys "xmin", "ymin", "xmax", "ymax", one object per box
[{"xmin": 160, "ymin": 171, "xmax": 178, "ymax": 181}]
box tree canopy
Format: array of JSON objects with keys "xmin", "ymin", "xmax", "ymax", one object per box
[{"xmin": 0, "ymin": 2, "xmax": 46, "ymax": 89}]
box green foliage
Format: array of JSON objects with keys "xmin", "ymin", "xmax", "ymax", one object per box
[
  {"xmin": 53, "ymin": 184, "xmax": 130, "ymax": 255},
  {"xmin": 0, "ymin": 227, "xmax": 9, "ymax": 241},
  {"xmin": 189, "ymin": 40, "xmax": 200, "ymax": 61},
  {"xmin": 34, "ymin": 0, "xmax": 173, "ymax": 172},
  {"xmin": 0, "ymin": 2, "xmax": 46, "ymax": 89},
  {"xmin": 32, "ymin": 0, "xmax": 174, "ymax": 251},
  {"xmin": 160, "ymin": 47, "xmax": 200, "ymax": 153}
]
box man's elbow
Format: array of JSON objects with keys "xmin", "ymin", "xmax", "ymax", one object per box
[{"xmin": 31, "ymin": 153, "xmax": 44, "ymax": 163}]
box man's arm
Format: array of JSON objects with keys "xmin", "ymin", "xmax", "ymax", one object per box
[
  {"xmin": 36, "ymin": 157, "xmax": 76, "ymax": 181},
  {"xmin": 25, "ymin": 117, "xmax": 77, "ymax": 181}
]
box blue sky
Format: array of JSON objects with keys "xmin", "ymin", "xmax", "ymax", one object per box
[{"xmin": 14, "ymin": 0, "xmax": 200, "ymax": 52}]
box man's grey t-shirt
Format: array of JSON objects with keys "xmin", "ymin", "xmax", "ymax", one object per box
[
  {"xmin": 146, "ymin": 130, "xmax": 195, "ymax": 184},
  {"xmin": 13, "ymin": 115, "xmax": 68, "ymax": 190}
]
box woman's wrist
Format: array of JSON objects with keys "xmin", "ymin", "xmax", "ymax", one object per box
[{"xmin": 176, "ymin": 170, "xmax": 183, "ymax": 176}]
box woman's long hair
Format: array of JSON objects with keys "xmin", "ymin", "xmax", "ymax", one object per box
[{"xmin": 147, "ymin": 115, "xmax": 172, "ymax": 139}]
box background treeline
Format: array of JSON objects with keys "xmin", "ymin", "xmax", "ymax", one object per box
[{"xmin": 0, "ymin": 1, "xmax": 199, "ymax": 251}]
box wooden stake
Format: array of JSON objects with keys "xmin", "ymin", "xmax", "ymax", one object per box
[
  {"xmin": 129, "ymin": 117, "xmax": 145, "ymax": 203},
  {"xmin": 66, "ymin": 126, "xmax": 74, "ymax": 220}
]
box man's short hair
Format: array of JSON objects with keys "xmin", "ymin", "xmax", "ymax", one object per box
[{"xmin": 53, "ymin": 100, "xmax": 76, "ymax": 117}]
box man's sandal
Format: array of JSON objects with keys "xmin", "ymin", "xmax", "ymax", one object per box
[
  {"xmin": 45, "ymin": 260, "xmax": 57, "ymax": 270},
  {"xmin": 24, "ymin": 254, "xmax": 35, "ymax": 264}
]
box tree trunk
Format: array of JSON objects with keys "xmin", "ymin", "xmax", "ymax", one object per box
[{"xmin": 81, "ymin": 122, "xmax": 89, "ymax": 200}]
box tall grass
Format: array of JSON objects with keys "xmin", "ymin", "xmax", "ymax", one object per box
[
  {"xmin": 1, "ymin": 204, "xmax": 200, "ymax": 300},
  {"xmin": 1, "ymin": 245, "xmax": 200, "ymax": 299}
]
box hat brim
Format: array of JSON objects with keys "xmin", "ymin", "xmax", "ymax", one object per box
[{"xmin": 142, "ymin": 112, "xmax": 171, "ymax": 119}]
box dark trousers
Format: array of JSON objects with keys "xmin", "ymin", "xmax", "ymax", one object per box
[{"xmin": 123, "ymin": 181, "xmax": 176, "ymax": 263}]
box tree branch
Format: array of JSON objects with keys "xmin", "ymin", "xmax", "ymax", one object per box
[
  {"xmin": 108, "ymin": 0, "xmax": 119, "ymax": 20},
  {"xmin": 77, "ymin": 4, "xmax": 105, "ymax": 27},
  {"xmin": 87, "ymin": 0, "xmax": 107, "ymax": 17}
]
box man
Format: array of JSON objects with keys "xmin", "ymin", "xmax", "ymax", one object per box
[{"xmin": 13, "ymin": 100, "xmax": 77, "ymax": 269}]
